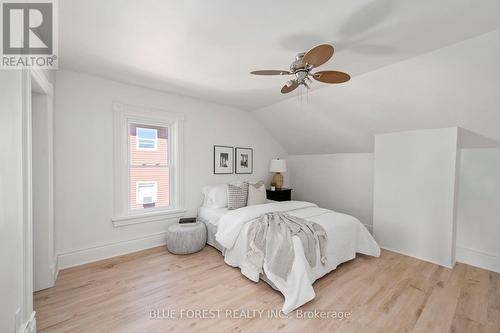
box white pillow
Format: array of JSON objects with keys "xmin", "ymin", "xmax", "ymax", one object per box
[
  {"xmin": 202, "ymin": 184, "xmax": 228, "ymax": 208},
  {"xmin": 247, "ymin": 181, "xmax": 266, "ymax": 206}
]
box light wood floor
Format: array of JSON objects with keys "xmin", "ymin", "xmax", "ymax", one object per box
[{"xmin": 34, "ymin": 246, "xmax": 500, "ymax": 333}]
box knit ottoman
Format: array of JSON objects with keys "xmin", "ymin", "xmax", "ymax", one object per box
[{"xmin": 166, "ymin": 222, "xmax": 207, "ymax": 254}]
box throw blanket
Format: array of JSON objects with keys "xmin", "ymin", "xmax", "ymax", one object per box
[{"xmin": 246, "ymin": 212, "xmax": 327, "ymax": 281}]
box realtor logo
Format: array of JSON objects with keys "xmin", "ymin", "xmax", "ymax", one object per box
[{"xmin": 1, "ymin": 0, "xmax": 58, "ymax": 69}]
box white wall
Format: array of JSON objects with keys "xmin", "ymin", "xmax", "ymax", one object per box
[
  {"xmin": 0, "ymin": 71, "xmax": 25, "ymax": 333},
  {"xmin": 54, "ymin": 70, "xmax": 287, "ymax": 268},
  {"xmin": 373, "ymin": 128, "xmax": 459, "ymax": 267},
  {"xmin": 288, "ymin": 154, "xmax": 374, "ymax": 230},
  {"xmin": 455, "ymin": 148, "xmax": 500, "ymax": 272},
  {"xmin": 288, "ymin": 145, "xmax": 500, "ymax": 273}
]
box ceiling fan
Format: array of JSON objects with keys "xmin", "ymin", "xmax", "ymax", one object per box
[{"xmin": 250, "ymin": 44, "xmax": 350, "ymax": 94}]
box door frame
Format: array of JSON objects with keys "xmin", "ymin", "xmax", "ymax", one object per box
[{"xmin": 21, "ymin": 68, "xmax": 54, "ymax": 329}]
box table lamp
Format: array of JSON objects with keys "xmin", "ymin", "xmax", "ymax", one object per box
[{"xmin": 269, "ymin": 159, "xmax": 286, "ymax": 190}]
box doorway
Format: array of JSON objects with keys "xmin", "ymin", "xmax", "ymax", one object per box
[
  {"xmin": 31, "ymin": 73, "xmax": 55, "ymax": 292},
  {"xmin": 21, "ymin": 70, "xmax": 55, "ymax": 317}
]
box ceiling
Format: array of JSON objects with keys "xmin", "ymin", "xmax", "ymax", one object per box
[
  {"xmin": 59, "ymin": 0, "xmax": 500, "ymax": 111},
  {"xmin": 254, "ymin": 30, "xmax": 500, "ymax": 154}
]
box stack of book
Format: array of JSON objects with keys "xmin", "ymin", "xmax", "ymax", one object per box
[{"xmin": 179, "ymin": 217, "xmax": 197, "ymax": 224}]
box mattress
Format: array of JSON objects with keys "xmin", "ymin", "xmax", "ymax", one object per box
[
  {"xmin": 198, "ymin": 206, "xmax": 228, "ymax": 252},
  {"xmin": 198, "ymin": 206, "xmax": 229, "ymax": 226}
]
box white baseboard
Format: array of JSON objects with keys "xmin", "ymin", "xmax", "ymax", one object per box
[
  {"xmin": 57, "ymin": 232, "xmax": 167, "ymax": 269},
  {"xmin": 52, "ymin": 255, "xmax": 59, "ymax": 282},
  {"xmin": 380, "ymin": 246, "xmax": 454, "ymax": 269},
  {"xmin": 456, "ymin": 246, "xmax": 500, "ymax": 273},
  {"xmin": 18, "ymin": 311, "xmax": 36, "ymax": 333}
]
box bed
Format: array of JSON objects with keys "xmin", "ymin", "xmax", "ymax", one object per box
[{"xmin": 198, "ymin": 200, "xmax": 380, "ymax": 314}]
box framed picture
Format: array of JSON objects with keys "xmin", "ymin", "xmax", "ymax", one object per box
[
  {"xmin": 214, "ymin": 146, "xmax": 234, "ymax": 174},
  {"xmin": 235, "ymin": 147, "xmax": 253, "ymax": 174}
]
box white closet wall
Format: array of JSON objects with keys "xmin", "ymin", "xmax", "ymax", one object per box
[
  {"xmin": 373, "ymin": 128, "xmax": 460, "ymax": 267},
  {"xmin": 456, "ymin": 148, "xmax": 500, "ymax": 272}
]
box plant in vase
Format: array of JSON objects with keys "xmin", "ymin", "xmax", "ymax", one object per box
[{"xmin": 270, "ymin": 182, "xmax": 276, "ymax": 191}]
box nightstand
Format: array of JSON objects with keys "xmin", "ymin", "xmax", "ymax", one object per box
[{"xmin": 266, "ymin": 188, "xmax": 292, "ymax": 202}]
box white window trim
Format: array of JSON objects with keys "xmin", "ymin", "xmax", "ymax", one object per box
[
  {"xmin": 112, "ymin": 102, "xmax": 185, "ymax": 227},
  {"xmin": 135, "ymin": 127, "xmax": 158, "ymax": 151}
]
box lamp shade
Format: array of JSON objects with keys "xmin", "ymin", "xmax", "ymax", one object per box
[{"xmin": 269, "ymin": 159, "xmax": 287, "ymax": 173}]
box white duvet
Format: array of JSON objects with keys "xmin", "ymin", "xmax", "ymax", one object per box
[{"xmin": 215, "ymin": 201, "xmax": 380, "ymax": 314}]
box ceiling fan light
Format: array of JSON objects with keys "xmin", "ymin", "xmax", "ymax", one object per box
[{"xmin": 251, "ymin": 44, "xmax": 350, "ymax": 95}]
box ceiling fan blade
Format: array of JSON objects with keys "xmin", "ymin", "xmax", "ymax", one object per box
[
  {"xmin": 313, "ymin": 71, "xmax": 351, "ymax": 84},
  {"xmin": 303, "ymin": 44, "xmax": 334, "ymax": 68},
  {"xmin": 250, "ymin": 70, "xmax": 291, "ymax": 75},
  {"xmin": 281, "ymin": 80, "xmax": 299, "ymax": 94}
]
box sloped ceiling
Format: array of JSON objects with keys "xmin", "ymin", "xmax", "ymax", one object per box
[
  {"xmin": 253, "ymin": 30, "xmax": 500, "ymax": 154},
  {"xmin": 59, "ymin": 0, "xmax": 500, "ymax": 111}
]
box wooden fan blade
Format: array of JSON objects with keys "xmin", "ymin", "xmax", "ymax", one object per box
[
  {"xmin": 303, "ymin": 44, "xmax": 334, "ymax": 68},
  {"xmin": 250, "ymin": 70, "xmax": 291, "ymax": 75},
  {"xmin": 281, "ymin": 80, "xmax": 299, "ymax": 94},
  {"xmin": 313, "ymin": 71, "xmax": 351, "ymax": 84}
]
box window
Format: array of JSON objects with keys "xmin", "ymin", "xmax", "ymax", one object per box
[
  {"xmin": 129, "ymin": 123, "xmax": 169, "ymax": 210},
  {"xmin": 136, "ymin": 127, "xmax": 158, "ymax": 150},
  {"xmin": 112, "ymin": 102, "xmax": 185, "ymax": 226}
]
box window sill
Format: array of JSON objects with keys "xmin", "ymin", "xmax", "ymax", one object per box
[{"xmin": 112, "ymin": 208, "xmax": 187, "ymax": 227}]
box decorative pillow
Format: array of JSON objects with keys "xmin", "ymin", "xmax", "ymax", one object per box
[
  {"xmin": 227, "ymin": 183, "xmax": 249, "ymax": 210},
  {"xmin": 247, "ymin": 181, "xmax": 266, "ymax": 206},
  {"xmin": 202, "ymin": 184, "xmax": 228, "ymax": 208}
]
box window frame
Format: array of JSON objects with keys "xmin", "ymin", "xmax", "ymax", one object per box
[{"xmin": 112, "ymin": 102, "xmax": 185, "ymax": 227}]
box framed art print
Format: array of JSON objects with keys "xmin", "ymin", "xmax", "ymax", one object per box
[
  {"xmin": 235, "ymin": 147, "xmax": 253, "ymax": 174},
  {"xmin": 214, "ymin": 146, "xmax": 234, "ymax": 174}
]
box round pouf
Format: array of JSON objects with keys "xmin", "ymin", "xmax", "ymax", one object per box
[{"xmin": 166, "ymin": 222, "xmax": 207, "ymax": 255}]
